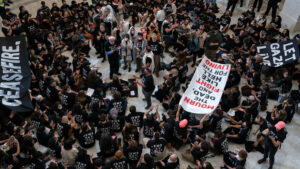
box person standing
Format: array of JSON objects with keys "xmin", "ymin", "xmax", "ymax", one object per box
[
  {"xmin": 253, "ymin": 0, "xmax": 263, "ymax": 12},
  {"xmin": 265, "ymin": 0, "xmax": 281, "ymax": 21},
  {"xmin": 226, "ymin": 0, "xmax": 238, "ymax": 15},
  {"xmin": 133, "ymin": 68, "xmax": 155, "ymax": 109},
  {"xmin": 148, "ymin": 34, "xmax": 163, "ymax": 77},
  {"xmin": 134, "ymin": 32, "xmax": 146, "ymax": 72},
  {"xmin": 204, "ymin": 26, "xmax": 223, "ymax": 61},
  {"xmin": 0, "ymin": 0, "xmax": 5, "ymax": 19},
  {"xmin": 105, "ymin": 36, "xmax": 121, "ymax": 79},
  {"xmin": 121, "ymin": 34, "xmax": 133, "ymax": 72},
  {"xmin": 258, "ymin": 121, "xmax": 287, "ymax": 169}
]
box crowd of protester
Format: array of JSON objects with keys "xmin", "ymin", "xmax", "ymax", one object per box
[{"xmin": 0, "ymin": 0, "xmax": 300, "ymax": 169}]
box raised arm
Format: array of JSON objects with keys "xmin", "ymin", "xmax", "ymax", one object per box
[
  {"xmin": 144, "ymin": 106, "xmax": 154, "ymax": 119},
  {"xmin": 176, "ymin": 105, "xmax": 181, "ymax": 122},
  {"xmin": 155, "ymin": 105, "xmax": 160, "ymax": 121}
]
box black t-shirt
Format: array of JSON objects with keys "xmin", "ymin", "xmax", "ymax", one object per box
[
  {"xmin": 110, "ymin": 98, "xmax": 126, "ymax": 115},
  {"xmin": 238, "ymin": 127, "xmax": 249, "ymax": 141},
  {"xmin": 123, "ymin": 144, "xmax": 143, "ymax": 164},
  {"xmin": 143, "ymin": 119, "xmax": 159, "ymax": 138},
  {"xmin": 49, "ymin": 142, "xmax": 61, "ymax": 158},
  {"xmin": 46, "ymin": 85, "xmax": 59, "ymax": 102},
  {"xmin": 224, "ymin": 152, "xmax": 246, "ymax": 168},
  {"xmin": 214, "ymin": 136, "xmax": 228, "ymax": 154},
  {"xmin": 259, "ymin": 119, "xmax": 269, "ymax": 132},
  {"xmin": 123, "ymin": 130, "xmax": 139, "ymax": 144},
  {"xmin": 174, "ymin": 121, "xmax": 188, "ymax": 140},
  {"xmin": 56, "ymin": 122, "xmax": 70, "ymax": 138},
  {"xmin": 237, "ymin": 18, "xmax": 246, "ymax": 28},
  {"xmin": 164, "ymin": 4, "xmax": 173, "ymax": 15},
  {"xmin": 110, "ymin": 157, "xmax": 128, "ymax": 169},
  {"xmin": 75, "ymin": 154, "xmax": 93, "ymax": 169},
  {"xmin": 141, "ymin": 74, "xmax": 155, "ymax": 92},
  {"xmin": 76, "ymin": 129, "xmax": 96, "ymax": 148},
  {"xmin": 105, "ymin": 41, "xmax": 119, "ymax": 59},
  {"xmin": 74, "ymin": 111, "xmax": 88, "ymax": 124},
  {"xmin": 97, "ymin": 122, "xmax": 112, "ymax": 138},
  {"xmin": 160, "ymin": 124, "xmax": 174, "ymax": 142},
  {"xmin": 268, "ymin": 127, "xmax": 287, "ymax": 147},
  {"xmin": 29, "ymin": 158, "xmax": 46, "ymax": 169},
  {"xmin": 110, "ymin": 116, "xmax": 126, "ymax": 132},
  {"xmin": 126, "ymin": 112, "xmax": 144, "ymax": 128},
  {"xmin": 61, "ymin": 92, "xmax": 76, "ymax": 109},
  {"xmin": 207, "ymin": 115, "xmax": 222, "ymax": 131},
  {"xmin": 147, "ymin": 139, "xmax": 167, "ymax": 156},
  {"xmin": 148, "ymin": 39, "xmax": 162, "ymax": 55},
  {"xmin": 191, "ymin": 147, "xmax": 208, "ymax": 161}
]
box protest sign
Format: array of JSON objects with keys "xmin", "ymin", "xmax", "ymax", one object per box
[
  {"xmin": 257, "ymin": 39, "xmax": 300, "ymax": 67},
  {"xmin": 0, "ymin": 36, "xmax": 33, "ymax": 112},
  {"xmin": 179, "ymin": 57, "xmax": 231, "ymax": 114}
]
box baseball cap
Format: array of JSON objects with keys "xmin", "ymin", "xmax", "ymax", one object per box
[
  {"xmin": 275, "ymin": 121, "xmax": 286, "ymax": 130},
  {"xmin": 179, "ymin": 119, "xmax": 188, "ymax": 128}
]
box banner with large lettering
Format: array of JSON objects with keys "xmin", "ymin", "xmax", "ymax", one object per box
[
  {"xmin": 257, "ymin": 39, "xmax": 300, "ymax": 67},
  {"xmin": 0, "ymin": 36, "xmax": 33, "ymax": 112},
  {"xmin": 179, "ymin": 57, "xmax": 231, "ymax": 114}
]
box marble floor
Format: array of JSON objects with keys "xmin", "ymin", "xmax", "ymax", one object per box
[{"xmin": 1, "ymin": 0, "xmax": 300, "ymax": 169}]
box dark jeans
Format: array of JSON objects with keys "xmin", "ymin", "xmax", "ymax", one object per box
[
  {"xmin": 192, "ymin": 49, "xmax": 204, "ymax": 64},
  {"xmin": 136, "ymin": 57, "xmax": 142, "ymax": 71},
  {"xmin": 253, "ymin": 0, "xmax": 263, "ymax": 12},
  {"xmin": 240, "ymin": 0, "xmax": 243, "ymax": 7},
  {"xmin": 108, "ymin": 57, "xmax": 120, "ymax": 77},
  {"xmin": 154, "ymin": 54, "xmax": 161, "ymax": 75},
  {"xmin": 263, "ymin": 139, "xmax": 278, "ymax": 169},
  {"xmin": 226, "ymin": 0, "xmax": 238, "ymax": 14},
  {"xmin": 0, "ymin": 7, "xmax": 5, "ymax": 19},
  {"xmin": 142, "ymin": 89, "xmax": 153, "ymax": 107},
  {"xmin": 265, "ymin": 1, "xmax": 278, "ymax": 20}
]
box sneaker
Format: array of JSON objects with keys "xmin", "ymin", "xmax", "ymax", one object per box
[{"xmin": 117, "ymin": 73, "xmax": 121, "ymax": 76}]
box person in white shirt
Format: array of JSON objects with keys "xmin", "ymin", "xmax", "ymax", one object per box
[
  {"xmin": 155, "ymin": 5, "xmax": 165, "ymax": 33},
  {"xmin": 143, "ymin": 46, "xmax": 155, "ymax": 72}
]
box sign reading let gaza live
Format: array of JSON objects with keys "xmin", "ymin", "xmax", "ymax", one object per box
[
  {"xmin": 179, "ymin": 57, "xmax": 231, "ymax": 114},
  {"xmin": 257, "ymin": 39, "xmax": 300, "ymax": 67},
  {"xmin": 0, "ymin": 36, "xmax": 33, "ymax": 112}
]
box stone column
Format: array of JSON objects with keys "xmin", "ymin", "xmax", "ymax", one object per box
[{"xmin": 280, "ymin": 0, "xmax": 300, "ymax": 33}]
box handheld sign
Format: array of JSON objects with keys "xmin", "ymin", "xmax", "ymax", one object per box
[
  {"xmin": 0, "ymin": 36, "xmax": 33, "ymax": 112},
  {"xmin": 257, "ymin": 39, "xmax": 300, "ymax": 67},
  {"xmin": 179, "ymin": 57, "xmax": 231, "ymax": 114}
]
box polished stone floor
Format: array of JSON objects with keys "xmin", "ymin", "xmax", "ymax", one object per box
[{"xmin": 1, "ymin": 0, "xmax": 300, "ymax": 169}]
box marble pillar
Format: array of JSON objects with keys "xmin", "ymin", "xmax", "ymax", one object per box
[{"xmin": 280, "ymin": 0, "xmax": 300, "ymax": 33}]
